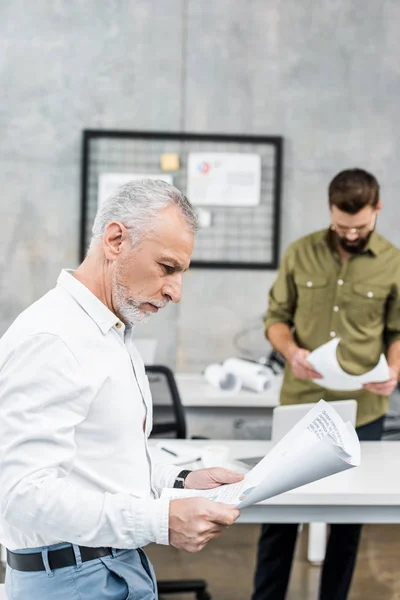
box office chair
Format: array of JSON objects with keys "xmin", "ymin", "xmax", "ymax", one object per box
[
  {"xmin": 145, "ymin": 365, "xmax": 212, "ymax": 600},
  {"xmin": 146, "ymin": 365, "xmax": 187, "ymax": 439},
  {"xmin": 383, "ymin": 384, "xmax": 400, "ymax": 440},
  {"xmin": 383, "ymin": 419, "xmax": 400, "ymax": 440}
]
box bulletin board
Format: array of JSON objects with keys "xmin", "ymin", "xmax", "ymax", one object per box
[{"xmin": 80, "ymin": 130, "xmax": 283, "ymax": 269}]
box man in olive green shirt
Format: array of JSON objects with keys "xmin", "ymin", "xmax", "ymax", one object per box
[{"xmin": 252, "ymin": 168, "xmax": 400, "ymax": 600}]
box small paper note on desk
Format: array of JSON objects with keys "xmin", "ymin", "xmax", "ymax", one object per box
[
  {"xmin": 161, "ymin": 400, "xmax": 361, "ymax": 508},
  {"xmin": 152, "ymin": 441, "xmax": 201, "ymax": 465}
]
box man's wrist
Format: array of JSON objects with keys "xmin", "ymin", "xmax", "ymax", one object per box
[{"xmin": 284, "ymin": 344, "xmax": 300, "ymax": 364}]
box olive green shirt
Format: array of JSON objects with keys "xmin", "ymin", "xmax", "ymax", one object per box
[{"xmin": 265, "ymin": 229, "xmax": 400, "ymax": 426}]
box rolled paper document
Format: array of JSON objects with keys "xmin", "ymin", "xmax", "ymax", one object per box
[
  {"xmin": 223, "ymin": 357, "xmax": 273, "ymax": 393},
  {"xmin": 204, "ymin": 363, "xmax": 242, "ymax": 393}
]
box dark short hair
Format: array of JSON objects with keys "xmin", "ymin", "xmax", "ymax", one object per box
[{"xmin": 328, "ymin": 168, "xmax": 380, "ymax": 214}]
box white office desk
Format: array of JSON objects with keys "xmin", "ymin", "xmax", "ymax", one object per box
[
  {"xmin": 175, "ymin": 373, "xmax": 282, "ymax": 438},
  {"xmin": 151, "ymin": 440, "xmax": 400, "ymax": 524}
]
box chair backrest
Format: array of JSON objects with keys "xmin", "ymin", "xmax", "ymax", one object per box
[
  {"xmin": 145, "ymin": 365, "xmax": 187, "ymax": 439},
  {"xmin": 271, "ymin": 399, "xmax": 358, "ymax": 442},
  {"xmin": 383, "ymin": 387, "xmax": 400, "ymax": 440}
]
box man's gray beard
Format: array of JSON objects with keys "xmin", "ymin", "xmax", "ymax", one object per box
[
  {"xmin": 112, "ymin": 268, "xmax": 168, "ymax": 327},
  {"xmin": 118, "ymin": 301, "xmax": 151, "ymax": 328},
  {"xmin": 113, "ymin": 277, "xmax": 150, "ymax": 328}
]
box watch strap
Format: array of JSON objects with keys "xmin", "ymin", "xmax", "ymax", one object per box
[{"xmin": 173, "ymin": 469, "xmax": 192, "ymax": 489}]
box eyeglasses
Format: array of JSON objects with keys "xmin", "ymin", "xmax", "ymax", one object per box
[{"xmin": 330, "ymin": 212, "xmax": 377, "ymax": 239}]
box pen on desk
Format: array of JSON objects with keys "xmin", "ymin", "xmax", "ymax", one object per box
[{"xmin": 160, "ymin": 446, "xmax": 178, "ymax": 457}]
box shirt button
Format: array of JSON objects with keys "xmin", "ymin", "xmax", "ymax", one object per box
[
  {"xmin": 115, "ymin": 322, "xmax": 122, "ymax": 329},
  {"xmin": 330, "ymin": 331, "xmax": 336, "ymax": 338},
  {"xmin": 333, "ymin": 306, "xmax": 339, "ymax": 312},
  {"xmin": 337, "ymin": 279, "xmax": 344, "ymax": 286},
  {"xmin": 367, "ymin": 291, "xmax": 374, "ymax": 298},
  {"xmin": 307, "ymin": 281, "xmax": 313, "ymax": 287}
]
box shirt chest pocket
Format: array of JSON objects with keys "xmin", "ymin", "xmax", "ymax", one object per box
[
  {"xmin": 294, "ymin": 275, "xmax": 329, "ymax": 318},
  {"xmin": 347, "ymin": 283, "xmax": 389, "ymax": 325}
]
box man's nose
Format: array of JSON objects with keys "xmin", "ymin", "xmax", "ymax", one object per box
[
  {"xmin": 345, "ymin": 228, "xmax": 359, "ymax": 241},
  {"xmin": 163, "ymin": 274, "xmax": 182, "ymax": 304}
]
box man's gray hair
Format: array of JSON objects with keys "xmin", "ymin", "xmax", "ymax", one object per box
[{"xmin": 88, "ymin": 178, "xmax": 198, "ymax": 253}]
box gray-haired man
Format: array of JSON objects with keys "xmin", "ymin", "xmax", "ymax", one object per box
[{"xmin": 0, "ymin": 179, "xmax": 242, "ymax": 599}]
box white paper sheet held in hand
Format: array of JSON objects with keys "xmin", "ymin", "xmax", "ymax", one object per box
[
  {"xmin": 161, "ymin": 400, "xmax": 361, "ymax": 509},
  {"xmin": 307, "ymin": 338, "xmax": 389, "ymax": 391}
]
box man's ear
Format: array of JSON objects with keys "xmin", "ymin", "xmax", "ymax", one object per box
[
  {"xmin": 103, "ymin": 222, "xmax": 130, "ymax": 261},
  {"xmin": 376, "ymin": 200, "xmax": 383, "ymax": 214}
]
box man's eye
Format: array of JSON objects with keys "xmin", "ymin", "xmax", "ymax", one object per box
[{"xmin": 161, "ymin": 264, "xmax": 175, "ymax": 274}]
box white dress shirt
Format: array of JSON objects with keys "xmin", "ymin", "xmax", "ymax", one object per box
[{"xmin": 0, "ymin": 270, "xmax": 181, "ymax": 550}]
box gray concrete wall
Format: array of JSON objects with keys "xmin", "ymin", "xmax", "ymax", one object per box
[{"xmin": 1, "ymin": 0, "xmax": 399, "ymax": 370}]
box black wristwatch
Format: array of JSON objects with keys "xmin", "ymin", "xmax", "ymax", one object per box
[{"xmin": 173, "ymin": 469, "xmax": 192, "ymax": 489}]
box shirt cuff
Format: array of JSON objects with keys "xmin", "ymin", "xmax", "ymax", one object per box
[
  {"xmin": 164, "ymin": 465, "xmax": 184, "ymax": 488},
  {"xmin": 129, "ymin": 496, "xmax": 171, "ymax": 547},
  {"xmin": 152, "ymin": 462, "xmax": 183, "ymax": 495}
]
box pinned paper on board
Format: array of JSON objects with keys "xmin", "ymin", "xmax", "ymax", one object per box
[
  {"xmin": 307, "ymin": 338, "xmax": 390, "ymax": 391},
  {"xmin": 97, "ymin": 173, "xmax": 173, "ymax": 206},
  {"xmin": 160, "ymin": 153, "xmax": 180, "ymax": 171},
  {"xmin": 187, "ymin": 152, "xmax": 261, "ymax": 207}
]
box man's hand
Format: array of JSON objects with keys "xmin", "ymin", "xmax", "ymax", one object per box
[
  {"xmin": 363, "ymin": 367, "xmax": 399, "ymax": 396},
  {"xmin": 169, "ymin": 497, "xmax": 240, "ymax": 552},
  {"xmin": 184, "ymin": 468, "xmax": 244, "ymax": 490},
  {"xmin": 289, "ymin": 348, "xmax": 322, "ymax": 380}
]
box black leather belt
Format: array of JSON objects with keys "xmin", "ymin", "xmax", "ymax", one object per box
[{"xmin": 7, "ymin": 545, "xmax": 118, "ymax": 572}]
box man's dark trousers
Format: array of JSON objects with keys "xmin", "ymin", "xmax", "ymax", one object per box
[{"xmin": 251, "ymin": 416, "xmax": 384, "ymax": 600}]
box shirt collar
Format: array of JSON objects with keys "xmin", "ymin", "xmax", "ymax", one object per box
[
  {"xmin": 363, "ymin": 231, "xmax": 380, "ymax": 256},
  {"xmin": 57, "ymin": 270, "xmax": 125, "ymax": 335}
]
